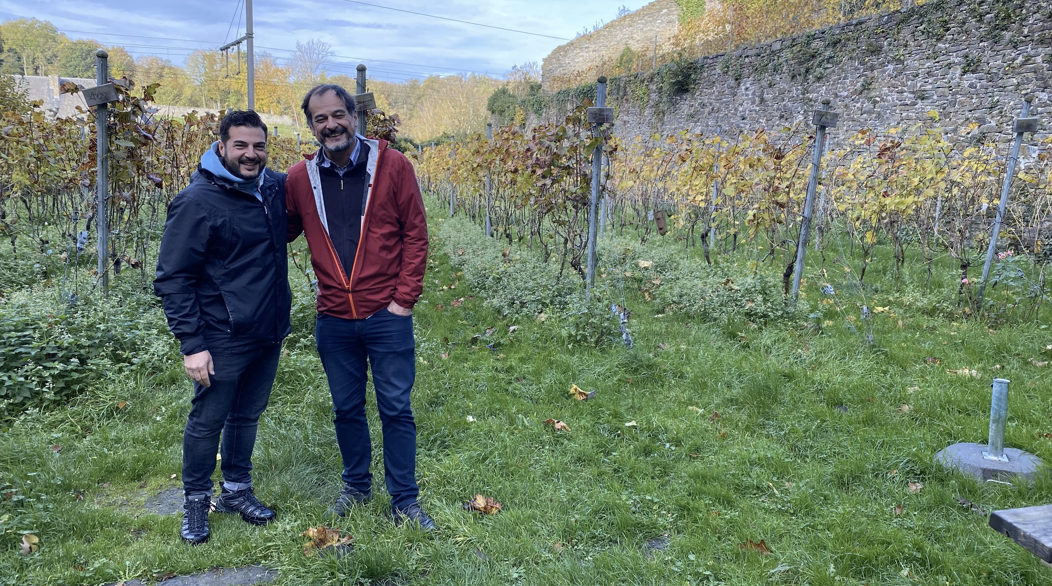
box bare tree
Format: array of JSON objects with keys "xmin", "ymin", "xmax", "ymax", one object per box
[{"xmin": 289, "ymin": 38, "xmax": 332, "ymax": 85}]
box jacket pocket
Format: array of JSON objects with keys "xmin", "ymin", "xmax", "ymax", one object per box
[{"xmin": 219, "ymin": 291, "xmax": 239, "ymax": 335}]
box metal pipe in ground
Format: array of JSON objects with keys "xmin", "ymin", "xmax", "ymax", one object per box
[{"xmin": 984, "ymin": 378, "xmax": 1010, "ymax": 462}]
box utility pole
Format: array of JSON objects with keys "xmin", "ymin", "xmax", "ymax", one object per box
[{"xmin": 246, "ymin": 0, "xmax": 255, "ymax": 109}]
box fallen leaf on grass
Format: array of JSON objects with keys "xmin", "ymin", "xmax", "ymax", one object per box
[
  {"xmin": 569, "ymin": 384, "xmax": 595, "ymax": 401},
  {"xmin": 624, "ymin": 420, "xmax": 637, "ymax": 427},
  {"xmin": 907, "ymin": 386, "xmax": 919, "ymax": 394},
  {"xmin": 464, "ymin": 494, "xmax": 502, "ymax": 515},
  {"xmin": 508, "ymin": 325, "xmax": 518, "ymax": 333},
  {"xmin": 908, "ymin": 482, "xmax": 924, "ymax": 494},
  {"xmin": 657, "ymin": 342, "xmax": 670, "ymax": 350},
  {"xmin": 1039, "ymin": 432, "xmax": 1052, "ymax": 439},
  {"xmin": 894, "ymin": 505, "xmax": 903, "ymax": 516},
  {"xmin": 451, "ymin": 298, "xmax": 464, "ymax": 308},
  {"xmin": 20, "ymin": 534, "xmax": 39, "ymax": 555},
  {"xmin": 688, "ymin": 406, "xmax": 701, "ymax": 413},
  {"xmin": 466, "ymin": 416, "xmax": 476, "ymax": 423},
  {"xmin": 924, "ymin": 357, "xmax": 941, "ymax": 365},
  {"xmin": 50, "ymin": 445, "xmax": 62, "ymax": 453},
  {"xmin": 709, "ymin": 411, "xmax": 720, "ymax": 422},
  {"xmin": 897, "ymin": 404, "xmax": 912, "ymax": 413},
  {"xmin": 441, "ymin": 352, "xmax": 449, "ymax": 360},
  {"xmin": 118, "ymin": 401, "xmax": 127, "ymax": 409},
  {"xmin": 637, "ymin": 260, "xmax": 653, "ymax": 269},
  {"xmin": 738, "ymin": 539, "xmax": 772, "ymax": 555},
  {"xmin": 1030, "ymin": 358, "xmax": 1049, "ymax": 368},
  {"xmin": 545, "ymin": 419, "xmax": 570, "ymax": 432},
  {"xmin": 301, "ymin": 526, "xmax": 352, "ymax": 557},
  {"xmin": 435, "ymin": 304, "xmax": 445, "ymax": 311},
  {"xmin": 169, "ymin": 474, "xmax": 177, "ymax": 480}
]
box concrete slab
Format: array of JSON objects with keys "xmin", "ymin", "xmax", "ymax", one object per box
[
  {"xmin": 143, "ymin": 488, "xmax": 185, "ymax": 516},
  {"xmin": 106, "ymin": 565, "xmax": 275, "ymax": 586},
  {"xmin": 934, "ymin": 442, "xmax": 1045, "ymax": 482}
]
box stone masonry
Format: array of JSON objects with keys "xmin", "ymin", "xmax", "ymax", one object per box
[
  {"xmin": 542, "ymin": 0, "xmax": 681, "ymax": 89},
  {"xmin": 599, "ymin": 0, "xmax": 1050, "ymax": 145}
]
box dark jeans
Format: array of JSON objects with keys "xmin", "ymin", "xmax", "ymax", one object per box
[
  {"xmin": 182, "ymin": 344, "xmax": 281, "ymax": 497},
  {"xmin": 315, "ymin": 309, "xmax": 419, "ymax": 509}
]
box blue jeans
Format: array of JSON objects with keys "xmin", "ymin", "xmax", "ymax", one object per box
[
  {"xmin": 182, "ymin": 344, "xmax": 281, "ymax": 497},
  {"xmin": 315, "ymin": 309, "xmax": 419, "ymax": 509}
]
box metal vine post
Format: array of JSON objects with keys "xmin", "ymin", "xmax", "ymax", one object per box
[
  {"xmin": 791, "ymin": 98, "xmax": 838, "ymax": 305},
  {"xmin": 976, "ymin": 96, "xmax": 1038, "ymax": 308}
]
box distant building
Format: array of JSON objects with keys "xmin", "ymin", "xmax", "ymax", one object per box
[
  {"xmin": 10, "ymin": 75, "xmax": 296, "ymax": 127},
  {"xmin": 13, "ymin": 75, "xmax": 95, "ymax": 119}
]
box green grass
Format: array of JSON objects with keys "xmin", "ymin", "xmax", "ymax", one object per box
[{"xmin": 3, "ymin": 204, "xmax": 1052, "ymax": 585}]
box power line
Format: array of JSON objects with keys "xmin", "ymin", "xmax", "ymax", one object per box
[
  {"xmin": 58, "ymin": 29, "xmax": 218, "ymax": 45},
  {"xmin": 336, "ymin": 0, "xmax": 572, "ymax": 41},
  {"xmin": 224, "ymin": 0, "xmax": 244, "ymax": 45},
  {"xmin": 259, "ymin": 45, "xmax": 480, "ymax": 75}
]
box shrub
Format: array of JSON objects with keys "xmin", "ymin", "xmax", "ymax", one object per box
[{"xmin": 0, "ymin": 286, "xmax": 173, "ymax": 415}]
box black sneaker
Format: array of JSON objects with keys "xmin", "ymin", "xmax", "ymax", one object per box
[
  {"xmin": 328, "ymin": 485, "xmax": 372, "ymax": 517},
  {"xmin": 181, "ymin": 494, "xmax": 211, "ymax": 545},
  {"xmin": 392, "ymin": 503, "xmax": 436, "ymax": 531},
  {"xmin": 214, "ymin": 487, "xmax": 276, "ymax": 526}
]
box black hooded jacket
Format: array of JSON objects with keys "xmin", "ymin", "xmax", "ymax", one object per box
[{"xmin": 154, "ymin": 167, "xmax": 292, "ymax": 355}]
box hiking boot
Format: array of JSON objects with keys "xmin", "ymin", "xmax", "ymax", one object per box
[
  {"xmin": 392, "ymin": 503, "xmax": 436, "ymax": 531},
  {"xmin": 181, "ymin": 494, "xmax": 211, "ymax": 545},
  {"xmin": 214, "ymin": 487, "xmax": 276, "ymax": 526},
  {"xmin": 327, "ymin": 485, "xmax": 372, "ymax": 517}
]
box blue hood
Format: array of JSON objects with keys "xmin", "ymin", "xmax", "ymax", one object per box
[{"xmin": 200, "ymin": 142, "xmax": 264, "ymax": 201}]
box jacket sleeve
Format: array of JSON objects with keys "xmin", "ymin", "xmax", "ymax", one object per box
[
  {"xmin": 286, "ymin": 174, "xmax": 304, "ymax": 243},
  {"xmin": 392, "ymin": 154, "xmax": 429, "ymax": 310},
  {"xmin": 153, "ymin": 195, "xmax": 210, "ymax": 355}
]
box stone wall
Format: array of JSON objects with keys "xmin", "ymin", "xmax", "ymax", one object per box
[
  {"xmin": 542, "ymin": 0, "xmax": 681, "ymax": 89},
  {"xmin": 601, "ymin": 0, "xmax": 1049, "ymax": 145}
]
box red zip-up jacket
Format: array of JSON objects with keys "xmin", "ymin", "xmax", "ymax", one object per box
[{"xmin": 286, "ymin": 138, "xmax": 428, "ymax": 319}]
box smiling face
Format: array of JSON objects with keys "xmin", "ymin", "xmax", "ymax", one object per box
[
  {"xmin": 217, "ymin": 125, "xmax": 268, "ymax": 180},
  {"xmin": 307, "ymin": 89, "xmax": 358, "ymax": 160}
]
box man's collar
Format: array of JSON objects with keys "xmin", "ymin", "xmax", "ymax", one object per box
[{"xmin": 317, "ymin": 133, "xmax": 366, "ymax": 169}]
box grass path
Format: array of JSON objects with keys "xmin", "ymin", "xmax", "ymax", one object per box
[{"xmin": 3, "ymin": 214, "xmax": 1052, "ymax": 585}]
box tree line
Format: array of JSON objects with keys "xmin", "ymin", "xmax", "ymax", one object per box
[{"xmin": 0, "ymin": 18, "xmax": 535, "ymax": 142}]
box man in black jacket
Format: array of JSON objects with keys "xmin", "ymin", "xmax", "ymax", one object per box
[{"xmin": 154, "ymin": 110, "xmax": 291, "ymax": 545}]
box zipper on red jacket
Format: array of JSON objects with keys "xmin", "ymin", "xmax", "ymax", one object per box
[
  {"xmin": 346, "ymin": 142, "xmax": 383, "ymax": 313},
  {"xmin": 321, "ymin": 232, "xmax": 357, "ymax": 318}
]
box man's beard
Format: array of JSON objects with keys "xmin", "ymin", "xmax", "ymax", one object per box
[
  {"xmin": 223, "ymin": 153, "xmax": 263, "ymax": 180},
  {"xmin": 321, "ymin": 127, "xmax": 354, "ymax": 154}
]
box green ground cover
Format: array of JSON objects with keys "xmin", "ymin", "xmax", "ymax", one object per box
[{"xmin": 2, "ymin": 200, "xmax": 1052, "ymax": 585}]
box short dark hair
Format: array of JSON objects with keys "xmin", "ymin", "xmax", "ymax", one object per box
[
  {"xmin": 301, "ymin": 84, "xmax": 356, "ymax": 127},
  {"xmin": 220, "ymin": 110, "xmax": 268, "ymax": 143}
]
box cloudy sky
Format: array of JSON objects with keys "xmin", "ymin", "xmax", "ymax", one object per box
[{"xmin": 0, "ymin": 0, "xmax": 650, "ymax": 82}]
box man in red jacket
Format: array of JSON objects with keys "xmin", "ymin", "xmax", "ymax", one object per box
[{"xmin": 286, "ymin": 84, "xmax": 432, "ymax": 530}]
